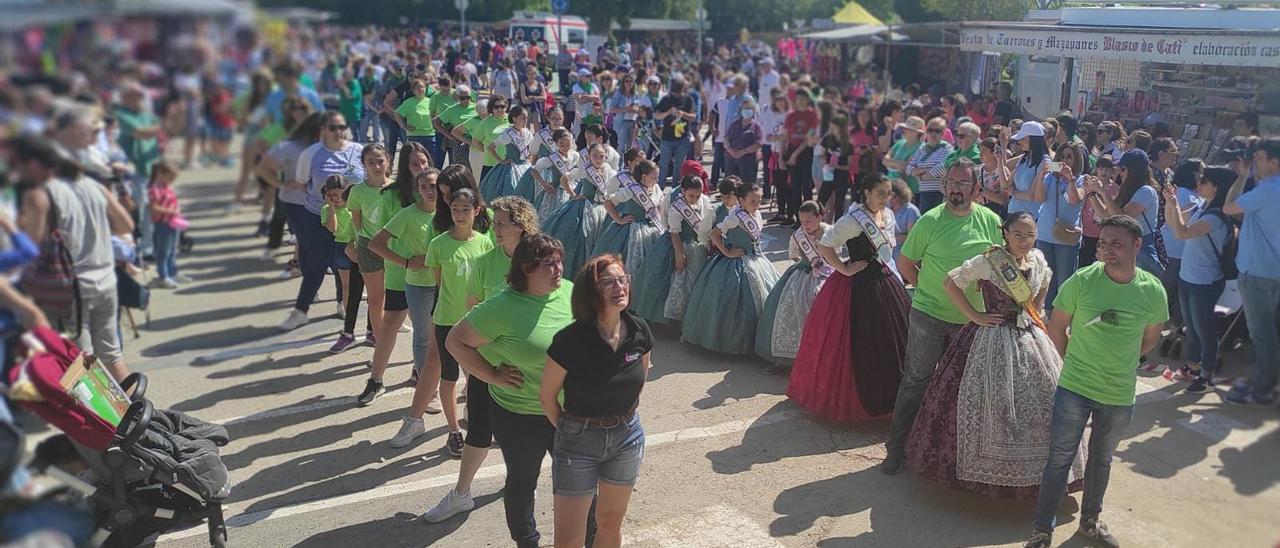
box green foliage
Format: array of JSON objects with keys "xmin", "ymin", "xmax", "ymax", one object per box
[
  {"xmin": 920, "ymin": 0, "xmax": 1026, "ymax": 21},
  {"xmin": 893, "ymin": 0, "xmax": 941, "ymax": 22}
]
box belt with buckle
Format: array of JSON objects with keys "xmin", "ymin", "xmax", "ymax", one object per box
[{"xmin": 563, "ymin": 410, "xmax": 636, "ymax": 429}]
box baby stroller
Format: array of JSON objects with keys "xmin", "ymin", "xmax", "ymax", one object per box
[{"xmin": 6, "ymin": 327, "xmax": 230, "ymax": 547}]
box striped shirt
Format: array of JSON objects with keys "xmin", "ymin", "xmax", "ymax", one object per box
[{"xmin": 906, "ymin": 142, "xmax": 954, "ymax": 193}]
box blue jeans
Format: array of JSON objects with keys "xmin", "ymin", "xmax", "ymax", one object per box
[
  {"xmin": 1033, "ymin": 387, "xmax": 1133, "ymax": 532},
  {"xmin": 1137, "ymin": 233, "xmax": 1165, "ymax": 277},
  {"xmin": 886, "ymin": 309, "xmax": 965, "ymax": 459},
  {"xmin": 918, "ymin": 190, "xmax": 944, "ymax": 214},
  {"xmin": 130, "ymin": 176, "xmax": 153, "ymax": 257},
  {"xmin": 1179, "ymin": 278, "xmax": 1225, "ymax": 376},
  {"xmin": 725, "ymin": 153, "xmax": 758, "ymax": 185},
  {"xmin": 281, "ymin": 203, "xmax": 333, "ymax": 314},
  {"xmin": 614, "ymin": 121, "xmax": 636, "ymax": 153},
  {"xmin": 408, "ymin": 135, "xmax": 444, "ymax": 168},
  {"xmin": 404, "ymin": 284, "xmax": 436, "ymax": 375},
  {"xmin": 1239, "ymin": 274, "xmax": 1280, "ymax": 395},
  {"xmin": 153, "ymin": 222, "xmax": 179, "ymax": 280},
  {"xmin": 380, "ymin": 117, "xmax": 402, "ymax": 160},
  {"xmin": 1037, "ymin": 240, "xmax": 1080, "ymax": 311},
  {"xmin": 709, "ymin": 141, "xmax": 726, "ymax": 184},
  {"xmin": 359, "ymin": 112, "xmax": 383, "ymax": 143},
  {"xmin": 657, "ymin": 139, "xmax": 691, "ymax": 189},
  {"xmin": 552, "ymin": 413, "xmax": 645, "ymax": 496}
]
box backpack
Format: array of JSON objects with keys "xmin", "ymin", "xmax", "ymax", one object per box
[
  {"xmin": 20, "ymin": 187, "xmax": 80, "ymax": 333},
  {"xmin": 1204, "ymin": 208, "xmax": 1239, "ymax": 281}
]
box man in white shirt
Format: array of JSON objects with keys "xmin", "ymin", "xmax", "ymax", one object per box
[
  {"xmin": 710, "ymin": 74, "xmax": 751, "ymax": 184},
  {"xmin": 758, "ymin": 57, "xmax": 779, "ymax": 105}
]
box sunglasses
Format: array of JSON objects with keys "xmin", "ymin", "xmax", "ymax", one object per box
[
  {"xmin": 327, "ymin": 124, "xmax": 348, "ymax": 131},
  {"xmin": 927, "ymin": 128, "xmax": 944, "ymax": 134}
]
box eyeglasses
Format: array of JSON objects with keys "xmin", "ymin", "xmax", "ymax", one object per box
[
  {"xmin": 327, "ymin": 124, "xmax": 349, "ymax": 131},
  {"xmin": 597, "ymin": 275, "xmax": 632, "ymax": 288},
  {"xmin": 927, "ymin": 128, "xmax": 944, "ymax": 135}
]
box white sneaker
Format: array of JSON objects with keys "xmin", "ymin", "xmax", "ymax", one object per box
[
  {"xmin": 278, "ymin": 309, "xmax": 308, "ymax": 331},
  {"xmin": 336, "ymin": 302, "xmax": 346, "ymax": 319},
  {"xmin": 260, "ymin": 248, "xmax": 275, "ymax": 261},
  {"xmin": 278, "ymin": 266, "xmax": 300, "ymax": 280},
  {"xmin": 389, "ymin": 416, "xmax": 427, "ymax": 448},
  {"xmin": 159, "ymin": 277, "xmax": 180, "ymax": 289},
  {"xmin": 173, "ymin": 274, "xmax": 193, "ymax": 284},
  {"xmin": 399, "ymin": 323, "xmax": 412, "ymax": 333},
  {"xmin": 421, "ymin": 489, "xmax": 474, "ymax": 523},
  {"xmin": 425, "ymin": 390, "xmax": 442, "ymax": 415}
]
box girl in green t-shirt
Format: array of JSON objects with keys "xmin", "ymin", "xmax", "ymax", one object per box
[
  {"xmin": 346, "ymin": 144, "xmax": 392, "ymax": 346},
  {"xmin": 425, "ymin": 185, "xmax": 493, "ymax": 457}
]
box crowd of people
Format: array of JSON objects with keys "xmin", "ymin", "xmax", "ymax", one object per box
[{"xmin": 0, "ymin": 19, "xmax": 1277, "ymax": 548}]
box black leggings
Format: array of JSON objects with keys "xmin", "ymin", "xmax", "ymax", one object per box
[
  {"xmin": 464, "ymin": 376, "xmax": 493, "ymax": 448},
  {"xmin": 435, "ymin": 324, "xmax": 461, "ymax": 382},
  {"xmin": 818, "ymin": 169, "xmax": 851, "ymax": 218},
  {"xmin": 265, "ymin": 188, "xmax": 289, "ymax": 249}
]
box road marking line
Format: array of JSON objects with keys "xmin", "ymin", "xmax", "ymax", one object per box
[
  {"xmin": 156, "ymin": 408, "xmax": 807, "ymax": 543},
  {"xmin": 626, "ymin": 504, "xmax": 784, "ymax": 547}
]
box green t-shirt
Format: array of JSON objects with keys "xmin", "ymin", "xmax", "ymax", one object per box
[
  {"xmin": 114, "ymin": 106, "xmax": 160, "ymax": 176},
  {"xmin": 479, "ymin": 119, "xmax": 512, "ymax": 166},
  {"xmin": 256, "ymin": 123, "xmax": 288, "ymax": 148},
  {"xmin": 426, "ymin": 231, "xmax": 495, "ymax": 325},
  {"xmin": 437, "ymin": 102, "xmax": 477, "ymax": 129},
  {"xmin": 339, "ymin": 78, "xmax": 363, "ymax": 124},
  {"xmin": 888, "ymin": 139, "xmax": 922, "ymax": 192},
  {"xmin": 900, "ymin": 205, "xmax": 1004, "ymax": 324},
  {"xmin": 396, "ymin": 95, "xmax": 436, "ymax": 137},
  {"xmin": 321, "ymin": 203, "xmax": 355, "ymax": 243},
  {"xmin": 1053, "ymin": 263, "xmax": 1168, "ymax": 406},
  {"xmin": 375, "ymin": 192, "xmax": 412, "ymax": 290},
  {"xmin": 466, "ymin": 246, "xmax": 512, "ymax": 303},
  {"xmin": 945, "ymin": 143, "xmax": 982, "ymax": 169},
  {"xmin": 429, "ymin": 93, "xmax": 457, "ymax": 120},
  {"xmin": 466, "ymin": 282, "xmax": 575, "ymax": 415},
  {"xmin": 382, "ymin": 206, "xmax": 438, "ymax": 288},
  {"xmin": 347, "ymin": 182, "xmax": 390, "ymax": 240}
]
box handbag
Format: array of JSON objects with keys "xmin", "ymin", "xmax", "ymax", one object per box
[
  {"xmin": 116, "ymin": 266, "xmax": 150, "ymax": 310},
  {"xmin": 1050, "ymin": 176, "xmax": 1082, "ymax": 245},
  {"xmin": 20, "ymin": 187, "xmax": 80, "ymax": 333}
]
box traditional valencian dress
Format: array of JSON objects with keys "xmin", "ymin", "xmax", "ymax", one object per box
[
  {"xmin": 478, "ymin": 126, "xmax": 533, "ymax": 202},
  {"xmin": 527, "ymin": 148, "xmax": 579, "ymax": 221},
  {"xmin": 590, "ymin": 172, "xmax": 667, "ymax": 279},
  {"xmin": 787, "ymin": 204, "xmax": 908, "ymax": 421},
  {"xmin": 514, "ymin": 126, "xmax": 558, "ymax": 203},
  {"xmin": 541, "ymin": 161, "xmax": 617, "ymax": 278},
  {"xmin": 632, "ymin": 190, "xmax": 714, "ymax": 324},
  {"xmin": 682, "ymin": 206, "xmax": 780, "ymax": 354},
  {"xmin": 905, "ymin": 246, "xmax": 1085, "ymax": 498},
  {"xmin": 755, "ymin": 223, "xmax": 833, "ymax": 366}
]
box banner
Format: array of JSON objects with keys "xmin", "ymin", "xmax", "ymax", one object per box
[{"xmin": 960, "ymin": 27, "xmax": 1280, "ymax": 67}]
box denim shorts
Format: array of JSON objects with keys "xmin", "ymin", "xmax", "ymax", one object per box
[
  {"xmin": 332, "ymin": 241, "xmax": 355, "ymax": 270},
  {"xmin": 552, "ymin": 413, "xmax": 645, "ymax": 496}
]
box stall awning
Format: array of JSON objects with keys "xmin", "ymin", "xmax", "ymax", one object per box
[
  {"xmin": 613, "ymin": 18, "xmax": 695, "ymax": 32},
  {"xmin": 960, "ymin": 21, "xmax": 1280, "ymax": 67},
  {"xmin": 800, "ymin": 25, "xmax": 906, "ymax": 43},
  {"xmin": 831, "ymin": 2, "xmax": 883, "ymax": 26}
]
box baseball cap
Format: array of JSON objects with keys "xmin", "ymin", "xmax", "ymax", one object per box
[
  {"xmin": 1116, "ymin": 149, "xmax": 1150, "ymax": 171},
  {"xmin": 577, "ymin": 68, "xmax": 592, "ymax": 77},
  {"xmin": 760, "ymin": 57, "xmax": 774, "ymax": 65},
  {"xmin": 1011, "ymin": 121, "xmax": 1045, "ymax": 140}
]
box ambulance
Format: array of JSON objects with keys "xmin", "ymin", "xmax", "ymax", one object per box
[{"xmin": 506, "ymin": 11, "xmax": 589, "ymax": 56}]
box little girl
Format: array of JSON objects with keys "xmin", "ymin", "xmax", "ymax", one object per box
[
  {"xmin": 755, "ymin": 200, "xmax": 833, "ymax": 369},
  {"xmin": 149, "ymin": 161, "xmax": 188, "ymax": 288}
]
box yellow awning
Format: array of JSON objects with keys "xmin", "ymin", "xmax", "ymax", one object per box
[{"xmin": 832, "ymin": 2, "xmax": 883, "ymax": 26}]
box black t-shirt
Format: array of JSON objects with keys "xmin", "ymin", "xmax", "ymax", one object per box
[
  {"xmin": 547, "ymin": 311, "xmax": 654, "ymax": 417},
  {"xmin": 655, "ymin": 94, "xmax": 695, "ymax": 142}
]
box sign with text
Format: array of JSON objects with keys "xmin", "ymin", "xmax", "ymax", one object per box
[{"xmin": 960, "ymin": 27, "xmax": 1280, "ymax": 67}]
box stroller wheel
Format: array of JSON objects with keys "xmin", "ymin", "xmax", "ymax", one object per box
[{"xmin": 1170, "ymin": 338, "xmax": 1183, "ymax": 360}]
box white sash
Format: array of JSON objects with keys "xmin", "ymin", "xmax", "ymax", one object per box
[
  {"xmin": 548, "ymin": 151, "xmax": 572, "ymax": 176},
  {"xmin": 537, "ymin": 127, "xmax": 554, "ymax": 153},
  {"xmin": 505, "ymin": 127, "xmax": 529, "ymax": 159},
  {"xmin": 734, "ymin": 208, "xmax": 762, "ymax": 242},
  {"xmin": 620, "ymin": 173, "xmax": 665, "ymax": 230},
  {"xmin": 584, "ymin": 164, "xmax": 607, "ymax": 200},
  {"xmin": 792, "ymin": 229, "xmax": 824, "ymax": 269},
  {"xmin": 672, "ymin": 196, "xmax": 703, "ymax": 231},
  {"xmin": 850, "ymin": 206, "xmax": 893, "ymax": 264}
]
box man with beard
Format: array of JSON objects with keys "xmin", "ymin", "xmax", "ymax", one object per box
[{"xmin": 882, "ymin": 157, "xmax": 1004, "ymax": 475}]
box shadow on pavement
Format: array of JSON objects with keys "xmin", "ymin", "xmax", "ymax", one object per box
[
  {"xmin": 645, "ymin": 324, "xmax": 786, "ymax": 410},
  {"xmin": 706, "ymin": 401, "xmax": 886, "ymax": 475},
  {"xmin": 144, "ymin": 299, "xmax": 292, "ymax": 333},
  {"xmin": 292, "ymin": 492, "xmax": 503, "ymax": 547},
  {"xmin": 1218, "ymin": 427, "xmax": 1280, "ymax": 496},
  {"xmin": 224, "ymin": 407, "xmax": 441, "ymax": 472},
  {"xmin": 142, "ymin": 323, "xmax": 330, "ymax": 358},
  {"xmin": 171, "ymin": 359, "xmax": 366, "ymax": 413}
]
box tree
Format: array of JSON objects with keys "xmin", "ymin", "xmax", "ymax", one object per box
[
  {"xmin": 894, "ymin": 0, "xmax": 941, "ymax": 22},
  {"xmin": 920, "ymin": 0, "xmax": 1025, "ymax": 20}
]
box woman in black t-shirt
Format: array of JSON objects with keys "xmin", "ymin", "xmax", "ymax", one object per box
[{"xmin": 541, "ymin": 254, "xmax": 653, "ymax": 548}]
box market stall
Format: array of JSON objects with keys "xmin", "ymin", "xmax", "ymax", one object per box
[{"xmin": 961, "ymin": 7, "xmax": 1280, "ymax": 158}]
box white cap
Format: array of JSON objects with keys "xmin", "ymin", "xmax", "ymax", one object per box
[{"xmin": 1011, "ymin": 121, "xmax": 1045, "ymax": 140}]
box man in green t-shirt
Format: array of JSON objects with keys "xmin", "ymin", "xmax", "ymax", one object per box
[
  {"xmin": 883, "ymin": 158, "xmax": 1003, "ymax": 474},
  {"xmin": 339, "ymin": 70, "xmax": 363, "ymax": 135},
  {"xmin": 944, "ymin": 121, "xmax": 982, "ymax": 169},
  {"xmin": 1026, "ymin": 215, "xmax": 1167, "ymax": 548}
]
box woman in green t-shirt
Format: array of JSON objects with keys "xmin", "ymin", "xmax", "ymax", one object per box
[
  {"xmin": 359, "ymin": 165, "xmax": 440, "ymax": 407},
  {"xmin": 424, "ymin": 186, "xmax": 493, "ymax": 457},
  {"xmin": 346, "ymin": 144, "xmax": 393, "ymax": 346},
  {"xmin": 418, "ymin": 195, "xmax": 541, "ymax": 522},
  {"xmin": 440, "ymin": 234, "xmax": 580, "ymax": 542}
]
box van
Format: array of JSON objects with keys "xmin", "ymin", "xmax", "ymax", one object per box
[{"xmin": 507, "ymin": 11, "xmax": 589, "ymax": 57}]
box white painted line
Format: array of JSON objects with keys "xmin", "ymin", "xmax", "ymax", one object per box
[
  {"xmin": 626, "ymin": 504, "xmax": 784, "ymax": 547},
  {"xmin": 156, "ymin": 408, "xmax": 806, "ymax": 543}
]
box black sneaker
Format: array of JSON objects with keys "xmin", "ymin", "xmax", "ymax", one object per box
[
  {"xmin": 1078, "ymin": 517, "xmax": 1120, "ymax": 548},
  {"xmin": 1185, "ymin": 377, "xmax": 1211, "ymax": 394},
  {"xmin": 446, "ymin": 430, "xmax": 465, "ymax": 458},
  {"xmin": 356, "ymin": 379, "xmax": 385, "ymax": 406},
  {"xmin": 1023, "ymin": 530, "xmax": 1052, "ymax": 548}
]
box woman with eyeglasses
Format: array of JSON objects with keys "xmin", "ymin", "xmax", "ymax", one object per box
[
  {"xmin": 1096, "ymin": 121, "xmax": 1126, "ymax": 160},
  {"xmin": 542, "ymin": 254, "xmax": 653, "ymax": 548},
  {"xmin": 418, "ymin": 195, "xmax": 540, "ymax": 523},
  {"xmin": 789, "ymin": 174, "xmax": 908, "ymax": 422},
  {"xmin": 905, "ymin": 211, "xmax": 1084, "ymax": 499},
  {"xmin": 279, "ymin": 111, "xmax": 366, "ymax": 332},
  {"xmin": 445, "ymin": 234, "xmax": 586, "ymax": 548},
  {"xmin": 1156, "ymin": 158, "xmax": 1206, "ymax": 359},
  {"xmin": 480, "ymin": 105, "xmax": 533, "ymax": 202},
  {"xmin": 683, "ymin": 181, "xmax": 781, "ymax": 355}
]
